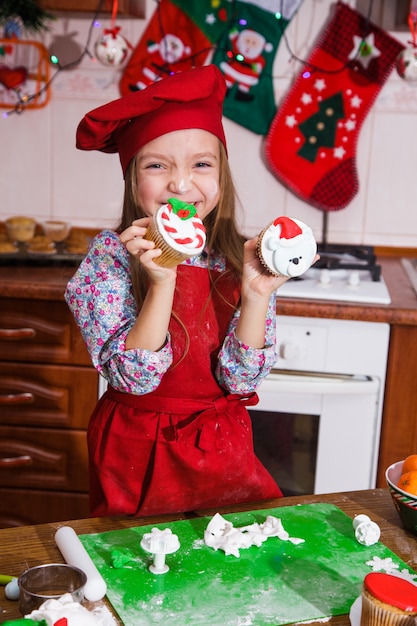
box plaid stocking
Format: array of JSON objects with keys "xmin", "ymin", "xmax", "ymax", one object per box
[{"xmin": 265, "ymin": 2, "xmax": 404, "ymax": 211}]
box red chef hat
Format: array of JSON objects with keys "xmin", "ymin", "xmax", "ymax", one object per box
[{"xmin": 76, "ymin": 65, "xmax": 227, "ymax": 177}]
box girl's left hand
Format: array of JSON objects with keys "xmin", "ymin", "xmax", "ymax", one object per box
[
  {"xmin": 241, "ymin": 237, "xmax": 319, "ymax": 300},
  {"xmin": 241, "ymin": 238, "xmax": 288, "ymax": 301}
]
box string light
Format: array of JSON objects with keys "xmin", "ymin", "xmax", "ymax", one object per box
[{"xmin": 2, "ymin": 0, "xmax": 378, "ymax": 117}]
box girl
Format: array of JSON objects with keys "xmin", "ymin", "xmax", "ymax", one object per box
[{"xmin": 66, "ymin": 65, "xmax": 291, "ymax": 518}]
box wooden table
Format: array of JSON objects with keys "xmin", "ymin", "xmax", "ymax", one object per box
[{"xmin": 0, "ymin": 489, "xmax": 416, "ymax": 624}]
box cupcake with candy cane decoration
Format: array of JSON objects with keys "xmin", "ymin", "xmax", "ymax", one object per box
[{"xmin": 144, "ymin": 198, "xmax": 206, "ymax": 267}]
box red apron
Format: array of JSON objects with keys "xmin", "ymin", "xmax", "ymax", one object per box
[{"xmin": 88, "ymin": 264, "xmax": 282, "ymax": 517}]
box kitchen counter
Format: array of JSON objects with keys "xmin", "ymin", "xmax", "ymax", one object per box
[
  {"xmin": 0, "ymin": 257, "xmax": 416, "ymax": 324},
  {"xmin": 274, "ymin": 256, "xmax": 417, "ymax": 325},
  {"xmin": 0, "ymin": 488, "xmax": 415, "ymax": 624}
]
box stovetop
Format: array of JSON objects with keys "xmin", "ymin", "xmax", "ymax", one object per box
[{"xmin": 277, "ymin": 243, "xmax": 391, "ymax": 304}]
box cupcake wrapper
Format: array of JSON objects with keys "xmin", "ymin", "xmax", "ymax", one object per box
[
  {"xmin": 144, "ymin": 221, "xmax": 190, "ymax": 268},
  {"xmin": 256, "ymin": 223, "xmax": 283, "ymax": 278},
  {"xmin": 361, "ymin": 591, "xmax": 416, "ymax": 626}
]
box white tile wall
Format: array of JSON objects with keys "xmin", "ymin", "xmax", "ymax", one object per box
[{"xmin": 1, "ymin": 0, "xmax": 416, "ymax": 248}]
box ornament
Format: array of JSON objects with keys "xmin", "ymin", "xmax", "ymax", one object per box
[
  {"xmin": 397, "ymin": 0, "xmax": 417, "ymax": 84},
  {"xmin": 396, "ymin": 46, "xmax": 417, "ymax": 83},
  {"xmin": 0, "ymin": 64, "xmax": 28, "ymax": 89},
  {"xmin": 49, "ymin": 31, "xmax": 83, "ymax": 67},
  {"xmin": 94, "ymin": 26, "xmax": 129, "ymax": 67},
  {"xmin": 0, "ymin": 38, "xmax": 50, "ymax": 110}
]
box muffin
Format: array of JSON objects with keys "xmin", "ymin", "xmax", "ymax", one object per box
[
  {"xmin": 27, "ymin": 235, "xmax": 56, "ymax": 255},
  {"xmin": 65, "ymin": 232, "xmax": 89, "ymax": 255},
  {"xmin": 360, "ymin": 572, "xmax": 417, "ymax": 626},
  {"xmin": 5, "ymin": 216, "xmax": 36, "ymax": 243},
  {"xmin": 144, "ymin": 198, "xmax": 206, "ymax": 268},
  {"xmin": 256, "ymin": 215, "xmax": 316, "ymax": 278},
  {"xmin": 0, "ymin": 240, "xmax": 18, "ymax": 254}
]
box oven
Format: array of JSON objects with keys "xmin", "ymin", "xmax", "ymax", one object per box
[
  {"xmin": 250, "ymin": 316, "xmax": 390, "ymax": 496},
  {"xmin": 249, "ymin": 244, "xmax": 391, "ymax": 497}
]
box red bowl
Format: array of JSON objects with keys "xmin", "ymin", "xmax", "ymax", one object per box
[{"xmin": 386, "ymin": 460, "xmax": 417, "ymax": 535}]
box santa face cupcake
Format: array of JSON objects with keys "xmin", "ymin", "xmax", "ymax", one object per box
[
  {"xmin": 144, "ymin": 198, "xmax": 206, "ymax": 267},
  {"xmin": 256, "ymin": 216, "xmax": 317, "ymax": 278}
]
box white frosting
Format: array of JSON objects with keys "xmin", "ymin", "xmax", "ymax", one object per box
[
  {"xmin": 26, "ymin": 593, "xmax": 100, "ymax": 625},
  {"xmin": 204, "ymin": 513, "xmax": 304, "ymax": 558},
  {"xmin": 156, "ymin": 203, "xmax": 206, "ymax": 255},
  {"xmin": 259, "ymin": 216, "xmax": 317, "ymax": 277}
]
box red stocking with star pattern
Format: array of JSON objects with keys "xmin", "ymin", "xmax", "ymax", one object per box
[{"xmin": 265, "ymin": 1, "xmax": 404, "ymax": 212}]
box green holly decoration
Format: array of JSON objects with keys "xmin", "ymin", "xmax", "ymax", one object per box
[
  {"xmin": 0, "ymin": 0, "xmax": 55, "ymax": 34},
  {"xmin": 168, "ymin": 198, "xmax": 197, "ymax": 220},
  {"xmin": 297, "ymin": 92, "xmax": 345, "ymax": 162},
  {"xmin": 111, "ymin": 548, "xmax": 135, "ymax": 568}
]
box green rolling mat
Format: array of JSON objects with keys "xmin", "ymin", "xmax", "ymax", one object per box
[{"xmin": 80, "ymin": 503, "xmax": 416, "ymax": 625}]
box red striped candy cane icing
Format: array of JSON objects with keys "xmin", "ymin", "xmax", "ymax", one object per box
[
  {"xmin": 158, "ymin": 203, "xmax": 206, "ymax": 253},
  {"xmin": 364, "ymin": 573, "xmax": 417, "ymax": 611}
]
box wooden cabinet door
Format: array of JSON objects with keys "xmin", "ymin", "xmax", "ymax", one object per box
[
  {"xmin": 0, "ymin": 363, "xmax": 98, "ymax": 429},
  {"xmin": 0, "ymin": 299, "xmax": 91, "ymax": 365},
  {"xmin": 377, "ymin": 324, "xmax": 417, "ymax": 486},
  {"xmin": 0, "ymin": 426, "xmax": 89, "ymax": 492},
  {"xmin": 0, "ymin": 487, "xmax": 89, "ymax": 528}
]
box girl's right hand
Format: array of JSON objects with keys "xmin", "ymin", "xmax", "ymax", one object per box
[{"xmin": 119, "ymin": 218, "xmax": 177, "ymax": 284}]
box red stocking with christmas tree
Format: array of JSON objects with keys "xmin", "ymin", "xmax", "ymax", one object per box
[
  {"xmin": 119, "ymin": 0, "xmax": 213, "ymax": 95},
  {"xmin": 265, "ymin": 1, "xmax": 404, "ymax": 212}
]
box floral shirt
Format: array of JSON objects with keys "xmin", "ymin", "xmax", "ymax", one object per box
[{"xmin": 65, "ymin": 230, "xmax": 277, "ymax": 395}]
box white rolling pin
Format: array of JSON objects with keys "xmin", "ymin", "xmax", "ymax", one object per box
[{"xmin": 55, "ymin": 526, "xmax": 107, "ymax": 601}]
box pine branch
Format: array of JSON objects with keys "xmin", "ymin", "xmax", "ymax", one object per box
[{"xmin": 0, "ymin": 0, "xmax": 56, "ymax": 34}]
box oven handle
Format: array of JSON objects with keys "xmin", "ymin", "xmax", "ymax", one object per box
[{"xmin": 260, "ymin": 372, "xmax": 379, "ymax": 395}]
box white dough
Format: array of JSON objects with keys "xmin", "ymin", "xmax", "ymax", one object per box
[
  {"xmin": 26, "ymin": 593, "xmax": 100, "ymax": 626},
  {"xmin": 204, "ymin": 513, "xmax": 304, "ymax": 557}
]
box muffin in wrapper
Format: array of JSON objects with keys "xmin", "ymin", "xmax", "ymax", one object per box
[
  {"xmin": 5, "ymin": 216, "xmax": 36, "ymax": 243},
  {"xmin": 360, "ymin": 573, "xmax": 417, "ymax": 626},
  {"xmin": 256, "ymin": 215, "xmax": 316, "ymax": 278},
  {"xmin": 144, "ymin": 199, "xmax": 206, "ymax": 268}
]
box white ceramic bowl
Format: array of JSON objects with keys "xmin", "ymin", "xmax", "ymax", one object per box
[{"xmin": 386, "ymin": 460, "xmax": 417, "ymax": 535}]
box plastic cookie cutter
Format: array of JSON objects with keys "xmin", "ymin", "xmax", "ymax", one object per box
[
  {"xmin": 352, "ymin": 514, "xmax": 381, "ymax": 546},
  {"xmin": 140, "ymin": 528, "xmax": 180, "ymax": 574}
]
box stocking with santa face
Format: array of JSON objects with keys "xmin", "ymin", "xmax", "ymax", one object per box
[
  {"xmin": 119, "ymin": 0, "xmax": 213, "ymax": 95},
  {"xmin": 265, "ymin": 1, "xmax": 404, "ymax": 212},
  {"xmin": 211, "ymin": 0, "xmax": 304, "ymax": 135}
]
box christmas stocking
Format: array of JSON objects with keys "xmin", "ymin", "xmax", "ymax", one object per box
[
  {"xmin": 119, "ymin": 0, "xmax": 213, "ymax": 95},
  {"xmin": 169, "ymin": 0, "xmax": 233, "ymax": 45},
  {"xmin": 265, "ymin": 1, "xmax": 404, "ymax": 212},
  {"xmin": 211, "ymin": 0, "xmax": 304, "ymax": 135}
]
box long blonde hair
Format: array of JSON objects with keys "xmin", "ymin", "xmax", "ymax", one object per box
[{"xmin": 117, "ymin": 142, "xmax": 245, "ymax": 312}]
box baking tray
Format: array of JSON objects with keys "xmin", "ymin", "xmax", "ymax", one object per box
[{"xmin": 0, "ymin": 247, "xmax": 85, "ymax": 266}]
